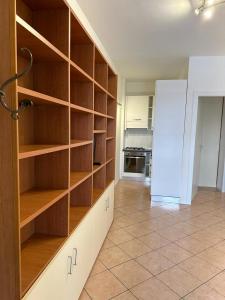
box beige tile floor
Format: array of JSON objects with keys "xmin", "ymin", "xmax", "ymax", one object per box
[{"xmin": 79, "ymin": 180, "xmax": 225, "ymax": 300}]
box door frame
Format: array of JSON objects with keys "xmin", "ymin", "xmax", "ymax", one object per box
[{"xmin": 181, "ymin": 90, "xmax": 225, "ymax": 204}]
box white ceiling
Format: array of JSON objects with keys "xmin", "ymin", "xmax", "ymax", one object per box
[{"xmin": 76, "ymin": 0, "xmax": 225, "ymax": 80}]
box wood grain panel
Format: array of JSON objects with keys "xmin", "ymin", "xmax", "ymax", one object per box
[
  {"xmin": 0, "ymin": 1, "xmax": 20, "ymax": 299},
  {"xmin": 70, "ymin": 177, "xmax": 92, "ymax": 207},
  {"xmin": 33, "ymin": 8, "xmax": 69, "ymax": 56}
]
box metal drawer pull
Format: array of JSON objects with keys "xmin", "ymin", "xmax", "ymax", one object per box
[
  {"xmin": 73, "ymin": 248, "xmax": 78, "ymax": 266},
  {"xmin": 68, "ymin": 256, "xmax": 73, "ymax": 275},
  {"xmin": 107, "ymin": 197, "xmax": 110, "ymax": 209}
]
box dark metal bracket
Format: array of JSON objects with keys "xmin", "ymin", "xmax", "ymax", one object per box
[{"xmin": 0, "ymin": 48, "xmax": 34, "ymax": 120}]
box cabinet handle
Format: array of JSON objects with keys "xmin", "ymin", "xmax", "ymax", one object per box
[
  {"xmin": 73, "ymin": 248, "xmax": 78, "ymax": 266},
  {"xmin": 133, "ymin": 118, "xmax": 142, "ymax": 121},
  {"xmin": 107, "ymin": 197, "xmax": 110, "ymax": 209},
  {"xmin": 68, "ymin": 256, "xmax": 73, "ymax": 275},
  {"xmin": 105, "ymin": 198, "xmax": 108, "ymax": 211}
]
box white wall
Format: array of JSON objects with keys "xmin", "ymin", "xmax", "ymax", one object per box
[
  {"xmin": 217, "ymin": 100, "xmax": 225, "ymax": 191},
  {"xmin": 125, "ymin": 129, "xmax": 152, "ymax": 148},
  {"xmin": 182, "ymin": 57, "xmax": 225, "ymax": 203},
  {"xmin": 126, "ymin": 80, "xmax": 155, "ymax": 96}
]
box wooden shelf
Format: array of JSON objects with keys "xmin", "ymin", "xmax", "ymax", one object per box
[
  {"xmin": 16, "ymin": 0, "xmax": 69, "ymax": 56},
  {"xmin": 106, "ymin": 159, "xmax": 115, "ymax": 187},
  {"xmin": 20, "ymin": 189, "xmax": 67, "ymax": 228},
  {"xmin": 70, "ymin": 140, "xmax": 92, "ymax": 148},
  {"xmin": 21, "ymin": 234, "xmax": 66, "ymax": 296},
  {"xmin": 106, "ymin": 115, "xmax": 115, "ymax": 119},
  {"xmin": 17, "ymin": 86, "xmax": 69, "ymax": 107},
  {"xmin": 93, "ymin": 130, "xmax": 106, "ymax": 134},
  {"xmin": 106, "ymin": 137, "xmax": 115, "ymax": 141},
  {"xmin": 70, "ymin": 171, "xmax": 92, "ymax": 189},
  {"xmin": 70, "ymin": 103, "xmax": 93, "ymax": 114},
  {"xmin": 92, "ymin": 188, "xmax": 104, "ymax": 203},
  {"xmin": 70, "ymin": 12, "xmax": 94, "ymax": 77},
  {"xmin": 93, "ymin": 166, "xmax": 105, "ymax": 204},
  {"xmin": 19, "ymin": 144, "xmax": 69, "ymax": 159},
  {"xmin": 93, "ymin": 133, "xmax": 106, "ymax": 165},
  {"xmin": 70, "ymin": 207, "xmax": 90, "ymax": 233},
  {"xmin": 108, "ymin": 66, "xmax": 117, "ymax": 98},
  {"xmin": 94, "ymin": 48, "xmax": 108, "ymax": 90},
  {"xmin": 17, "ymin": 16, "xmax": 67, "ymax": 62},
  {"xmin": 93, "ymin": 163, "xmax": 105, "ymax": 174},
  {"xmin": 70, "ymin": 60, "xmax": 93, "ymax": 83},
  {"xmin": 106, "ymin": 157, "xmax": 114, "ymax": 164},
  {"xmin": 106, "ymin": 138, "xmax": 115, "ymax": 161}
]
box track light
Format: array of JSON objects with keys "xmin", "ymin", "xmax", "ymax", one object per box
[{"xmin": 194, "ymin": 0, "xmax": 225, "ymax": 17}]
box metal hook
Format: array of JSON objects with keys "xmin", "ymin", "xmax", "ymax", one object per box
[{"xmin": 0, "ymin": 48, "xmax": 34, "ymax": 120}]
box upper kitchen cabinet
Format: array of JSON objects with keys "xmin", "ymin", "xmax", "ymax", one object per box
[{"xmin": 125, "ymin": 96, "xmax": 149, "ymax": 129}]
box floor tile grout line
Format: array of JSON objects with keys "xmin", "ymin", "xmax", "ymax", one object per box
[
  {"xmin": 84, "ymin": 182, "xmax": 225, "ymax": 300},
  {"xmin": 101, "ymin": 233, "xmax": 225, "ymax": 298},
  {"xmin": 179, "ymin": 266, "xmax": 225, "ymax": 299}
]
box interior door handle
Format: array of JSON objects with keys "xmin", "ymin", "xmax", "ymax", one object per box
[
  {"xmin": 73, "ymin": 248, "xmax": 78, "ymax": 266},
  {"xmin": 68, "ymin": 256, "xmax": 73, "ymax": 275}
]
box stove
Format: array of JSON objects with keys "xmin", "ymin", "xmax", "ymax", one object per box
[
  {"xmin": 123, "ymin": 147, "xmax": 152, "ymax": 153},
  {"xmin": 123, "ymin": 147, "xmax": 152, "ymax": 176},
  {"xmin": 124, "ymin": 147, "xmax": 145, "ymax": 151}
]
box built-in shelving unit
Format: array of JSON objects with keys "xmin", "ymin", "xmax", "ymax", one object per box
[{"xmin": 11, "ymin": 0, "xmax": 118, "ymax": 297}]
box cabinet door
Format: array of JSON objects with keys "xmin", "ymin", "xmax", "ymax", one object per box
[
  {"xmin": 106, "ymin": 182, "xmax": 114, "ymax": 230},
  {"xmin": 126, "ymin": 96, "xmax": 149, "ymax": 129},
  {"xmin": 22, "ymin": 241, "xmax": 72, "ymax": 300},
  {"xmin": 66, "ymin": 212, "xmax": 94, "ymax": 300},
  {"xmin": 91, "ymin": 190, "xmax": 108, "ymax": 260}
]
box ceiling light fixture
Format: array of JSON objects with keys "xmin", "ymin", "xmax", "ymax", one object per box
[{"xmin": 194, "ymin": 0, "xmax": 225, "ymax": 16}]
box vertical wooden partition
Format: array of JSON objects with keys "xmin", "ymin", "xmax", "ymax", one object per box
[{"xmin": 0, "ymin": 1, "xmax": 20, "ymax": 300}]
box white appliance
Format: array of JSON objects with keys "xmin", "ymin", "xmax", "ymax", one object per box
[{"xmin": 151, "ymin": 80, "xmax": 187, "ymax": 203}]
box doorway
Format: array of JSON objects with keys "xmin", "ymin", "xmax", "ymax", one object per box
[{"xmin": 193, "ymin": 97, "xmax": 225, "ymax": 195}]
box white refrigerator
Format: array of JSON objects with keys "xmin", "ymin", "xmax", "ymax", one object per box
[{"xmin": 151, "ymin": 80, "xmax": 187, "ymax": 203}]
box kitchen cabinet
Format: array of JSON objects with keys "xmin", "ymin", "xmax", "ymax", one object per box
[
  {"xmin": 125, "ymin": 96, "xmax": 149, "ymax": 129},
  {"xmin": 22, "ymin": 182, "xmax": 115, "ymax": 300}
]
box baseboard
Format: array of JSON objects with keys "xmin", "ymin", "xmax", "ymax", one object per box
[{"xmin": 151, "ymin": 195, "xmax": 182, "ymax": 204}]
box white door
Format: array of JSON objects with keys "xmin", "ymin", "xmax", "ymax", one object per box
[{"xmin": 198, "ymin": 98, "xmax": 223, "ymax": 187}]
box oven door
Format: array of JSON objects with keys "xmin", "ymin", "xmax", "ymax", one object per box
[{"xmin": 124, "ymin": 155, "xmax": 146, "ymax": 173}]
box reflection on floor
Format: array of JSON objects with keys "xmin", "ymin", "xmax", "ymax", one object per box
[{"xmin": 79, "ymin": 179, "xmax": 225, "ymax": 300}]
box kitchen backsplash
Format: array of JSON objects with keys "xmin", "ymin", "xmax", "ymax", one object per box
[{"xmin": 125, "ymin": 128, "xmax": 152, "ymax": 148}]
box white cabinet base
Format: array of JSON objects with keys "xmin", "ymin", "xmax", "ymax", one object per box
[
  {"xmin": 151, "ymin": 195, "xmax": 182, "ymax": 204},
  {"xmin": 23, "ymin": 182, "xmax": 115, "ymax": 300}
]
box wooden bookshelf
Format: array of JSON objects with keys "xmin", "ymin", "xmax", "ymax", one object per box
[
  {"xmin": 70, "ymin": 178, "xmax": 92, "ymax": 232},
  {"xmin": 93, "ymin": 167, "xmax": 106, "ymax": 204},
  {"xmin": 1, "ymin": 0, "xmax": 117, "ymax": 298}
]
